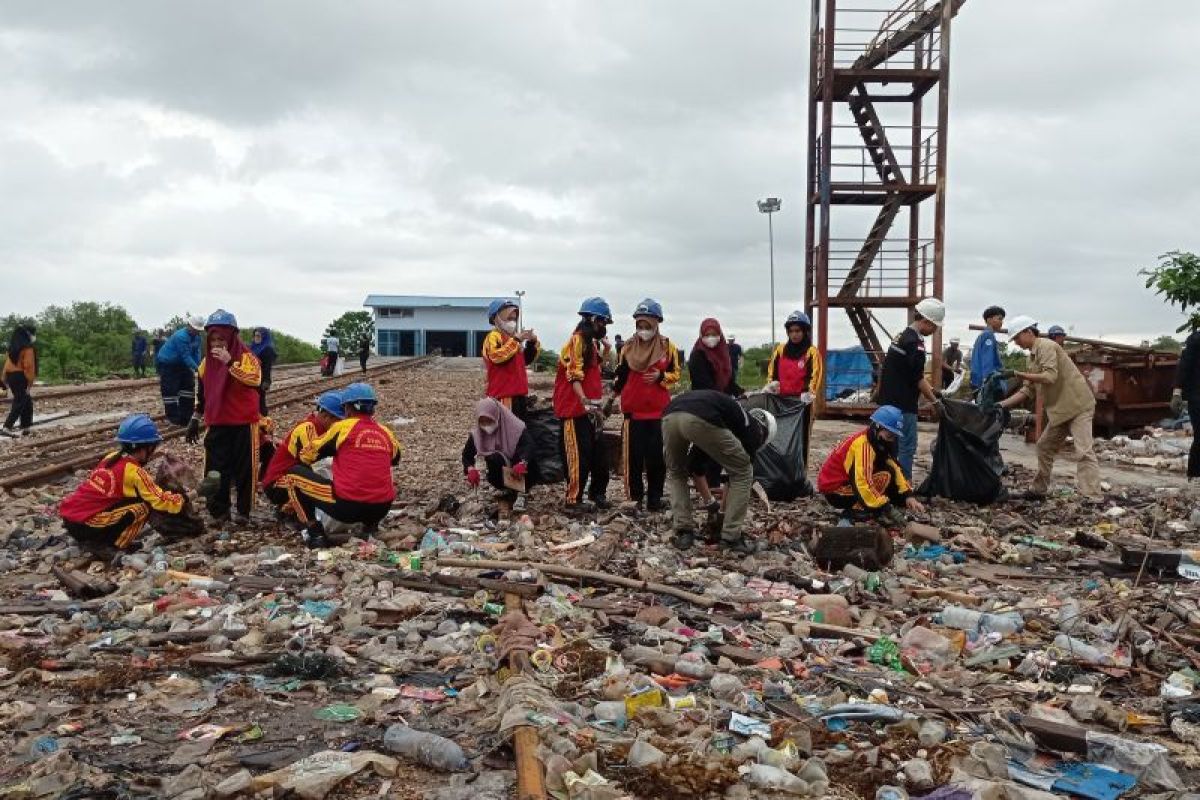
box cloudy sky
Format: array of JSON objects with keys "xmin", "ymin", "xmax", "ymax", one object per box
[{"xmin": 2, "ymin": 0, "xmax": 1198, "ymax": 351}]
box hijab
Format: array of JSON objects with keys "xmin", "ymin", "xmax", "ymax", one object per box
[
  {"xmin": 201, "ymin": 325, "xmax": 252, "ymax": 419},
  {"xmin": 471, "ymin": 397, "xmax": 526, "ymax": 462},
  {"xmin": 783, "ymin": 324, "xmax": 811, "ymax": 360},
  {"xmin": 7, "ymin": 325, "xmax": 33, "ymax": 363},
  {"xmin": 693, "ymin": 318, "xmax": 732, "ymax": 391},
  {"xmin": 250, "ymin": 327, "xmax": 275, "ymax": 358},
  {"xmin": 621, "ymin": 318, "xmax": 668, "ymax": 373}
]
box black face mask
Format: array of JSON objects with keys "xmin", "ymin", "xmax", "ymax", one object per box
[
  {"xmin": 590, "ymin": 321, "xmax": 607, "ymax": 339},
  {"xmin": 867, "ymin": 423, "xmax": 897, "ymax": 455}
]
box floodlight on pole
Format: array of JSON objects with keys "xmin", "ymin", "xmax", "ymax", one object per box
[
  {"xmin": 514, "ymin": 289, "xmax": 526, "ymax": 329},
  {"xmin": 757, "ymin": 197, "xmax": 782, "ymax": 347}
]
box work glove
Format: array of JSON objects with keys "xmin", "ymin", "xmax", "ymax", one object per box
[
  {"xmin": 512, "ymin": 462, "xmax": 528, "ymax": 477},
  {"xmin": 763, "ymin": 381, "xmax": 781, "ymax": 395},
  {"xmin": 466, "ymin": 467, "xmax": 481, "ymax": 487},
  {"xmin": 998, "ymin": 369, "xmax": 1016, "ymax": 380},
  {"xmin": 185, "ymin": 417, "xmax": 201, "ymax": 445},
  {"xmin": 1171, "ymin": 390, "xmax": 1186, "ymax": 417},
  {"xmin": 800, "ymin": 391, "xmax": 815, "ymax": 405}
]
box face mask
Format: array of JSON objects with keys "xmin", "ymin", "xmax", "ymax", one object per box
[
  {"xmin": 499, "ymin": 320, "xmax": 517, "ymax": 334},
  {"xmin": 703, "ymin": 335, "xmax": 720, "ymax": 348},
  {"xmin": 480, "ymin": 422, "xmax": 498, "ymax": 434},
  {"xmin": 591, "ymin": 323, "xmax": 607, "ymax": 339},
  {"xmin": 636, "ymin": 329, "xmax": 655, "ymax": 341},
  {"xmin": 28, "ymin": 335, "xmax": 36, "ymax": 343}
]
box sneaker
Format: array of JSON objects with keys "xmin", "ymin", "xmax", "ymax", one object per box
[
  {"xmin": 723, "ymin": 537, "xmax": 761, "ymax": 556},
  {"xmin": 591, "ymin": 497, "xmax": 613, "ymax": 511},
  {"xmin": 232, "ymin": 513, "xmax": 251, "ymax": 528},
  {"xmin": 564, "ymin": 501, "xmax": 596, "ymax": 514},
  {"xmin": 198, "ymin": 471, "xmax": 221, "ymax": 500},
  {"xmin": 671, "ymin": 530, "xmax": 696, "ymax": 550},
  {"xmin": 512, "ymin": 495, "xmax": 527, "ymax": 513},
  {"xmin": 646, "ymin": 498, "xmax": 669, "ymax": 512},
  {"xmin": 0, "ymin": 428, "xmax": 16, "ymax": 439},
  {"xmin": 301, "ymin": 525, "xmax": 329, "ymax": 550},
  {"xmin": 703, "ymin": 499, "xmax": 720, "ymax": 515},
  {"xmin": 1013, "ymin": 490, "xmax": 1047, "ymax": 502}
]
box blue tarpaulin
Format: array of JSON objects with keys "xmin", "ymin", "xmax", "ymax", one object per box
[{"xmin": 824, "ymin": 346, "xmax": 875, "ymax": 401}]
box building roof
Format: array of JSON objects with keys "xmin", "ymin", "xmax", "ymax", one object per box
[{"xmin": 363, "ymin": 295, "xmax": 495, "ymax": 309}]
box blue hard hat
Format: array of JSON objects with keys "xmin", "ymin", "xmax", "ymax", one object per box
[
  {"xmin": 487, "ymin": 298, "xmax": 518, "ymax": 323},
  {"xmin": 785, "ymin": 310, "xmax": 811, "ymax": 328},
  {"xmin": 869, "ymin": 405, "xmax": 904, "ymax": 436},
  {"xmin": 578, "ymin": 297, "xmax": 613, "ymax": 324},
  {"xmin": 205, "ymin": 309, "xmax": 238, "ymax": 329},
  {"xmin": 632, "ymin": 298, "xmax": 664, "ymax": 321},
  {"xmin": 115, "ymin": 413, "xmax": 163, "ymax": 445},
  {"xmin": 1047, "ymin": 325, "xmax": 1066, "ymax": 337},
  {"xmin": 340, "ymin": 382, "xmax": 378, "ymax": 405},
  {"xmin": 316, "ymin": 391, "xmax": 346, "ymax": 419}
]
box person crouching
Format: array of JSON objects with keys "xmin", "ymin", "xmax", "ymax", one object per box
[
  {"xmin": 60, "ymin": 414, "xmax": 189, "ymax": 552},
  {"xmin": 463, "ymin": 397, "xmax": 537, "ymax": 513},
  {"xmin": 261, "ymin": 391, "xmax": 345, "ymax": 524},
  {"xmin": 817, "ymin": 405, "xmax": 926, "ymax": 525},
  {"xmin": 291, "ymin": 383, "xmax": 402, "ymax": 548}
]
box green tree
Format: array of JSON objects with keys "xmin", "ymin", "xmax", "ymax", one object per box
[
  {"xmin": 1142, "ymin": 250, "xmax": 1200, "ymax": 332},
  {"xmin": 324, "ymin": 311, "xmax": 374, "ymax": 350},
  {"xmin": 237, "ymin": 328, "xmax": 321, "ymax": 363},
  {"xmin": 1148, "ymin": 335, "xmax": 1183, "ymax": 353},
  {"xmin": 32, "ymin": 302, "xmax": 141, "ymax": 381}
]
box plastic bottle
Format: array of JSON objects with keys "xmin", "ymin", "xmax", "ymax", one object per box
[
  {"xmin": 938, "ymin": 605, "xmax": 1023, "ymax": 636},
  {"xmin": 1052, "ymin": 634, "xmax": 1130, "ymax": 667},
  {"xmin": 674, "ymin": 656, "xmax": 715, "ymax": 679},
  {"xmin": 382, "ymin": 724, "xmax": 468, "ymax": 772},
  {"xmin": 742, "ymin": 764, "xmax": 810, "ymax": 794},
  {"xmin": 593, "ymin": 701, "xmax": 627, "ymax": 724},
  {"xmin": 876, "ymin": 787, "xmax": 909, "ymax": 800}
]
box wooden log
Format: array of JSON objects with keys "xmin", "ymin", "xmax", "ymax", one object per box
[
  {"xmin": 504, "ymin": 592, "xmax": 546, "ymax": 800},
  {"xmin": 1017, "ymin": 715, "xmax": 1089, "ymax": 755},
  {"xmin": 437, "ymin": 557, "xmax": 713, "ymax": 608},
  {"xmin": 52, "ymin": 566, "xmax": 115, "ymax": 599}
]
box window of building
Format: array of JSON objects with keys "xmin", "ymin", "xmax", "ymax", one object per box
[
  {"xmin": 377, "ymin": 330, "xmax": 417, "ymax": 356},
  {"xmin": 377, "ymin": 307, "xmax": 415, "ymax": 318}
]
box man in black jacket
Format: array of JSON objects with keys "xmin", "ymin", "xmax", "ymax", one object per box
[
  {"xmin": 663, "ymin": 390, "xmax": 775, "ymax": 553},
  {"xmin": 1172, "ymin": 326, "xmax": 1200, "ymax": 478}
]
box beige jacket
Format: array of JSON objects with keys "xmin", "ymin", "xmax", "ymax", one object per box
[{"xmin": 1015, "ymin": 337, "xmax": 1095, "ymax": 426}]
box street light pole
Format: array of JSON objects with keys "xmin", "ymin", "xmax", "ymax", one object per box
[
  {"xmin": 757, "ymin": 197, "xmax": 782, "ymax": 347},
  {"xmin": 514, "ymin": 289, "xmax": 526, "ymax": 330}
]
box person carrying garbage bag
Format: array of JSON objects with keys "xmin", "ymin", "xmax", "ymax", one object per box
[
  {"xmin": 291, "ymin": 383, "xmax": 402, "ymax": 548},
  {"xmin": 261, "ymin": 391, "xmax": 345, "ymax": 524},
  {"xmin": 462, "ymin": 397, "xmax": 538, "ymax": 513},
  {"xmin": 663, "ymin": 389, "xmax": 777, "ymax": 554},
  {"xmin": 817, "ymin": 405, "xmax": 925, "ymax": 526},
  {"xmin": 60, "ymin": 414, "xmax": 191, "ymax": 551}
]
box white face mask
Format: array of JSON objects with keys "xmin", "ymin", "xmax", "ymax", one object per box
[
  {"xmin": 28, "ymin": 335, "xmax": 36, "ymax": 343},
  {"xmin": 499, "ymin": 320, "xmax": 517, "ymax": 334},
  {"xmin": 636, "ymin": 329, "xmax": 655, "ymax": 341},
  {"xmin": 479, "ymin": 422, "xmax": 498, "ymax": 434},
  {"xmin": 702, "ymin": 335, "xmax": 720, "ymax": 348}
]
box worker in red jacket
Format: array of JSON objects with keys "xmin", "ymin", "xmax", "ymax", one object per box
[
  {"xmin": 482, "ymin": 298, "xmax": 540, "ymax": 420},
  {"xmin": 186, "ymin": 310, "xmax": 262, "ymax": 525},
  {"xmin": 613, "ymin": 298, "xmax": 681, "ymax": 511},
  {"xmin": 60, "ymin": 414, "xmax": 188, "ymax": 550},
  {"xmin": 291, "ymin": 383, "xmax": 402, "ymax": 548},
  {"xmin": 817, "ymin": 405, "xmax": 925, "ymax": 524},
  {"xmin": 553, "ymin": 297, "xmax": 613, "ymax": 512},
  {"xmin": 261, "ymin": 391, "xmax": 345, "ymax": 524}
]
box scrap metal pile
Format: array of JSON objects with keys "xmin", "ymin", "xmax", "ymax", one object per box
[{"xmin": 2, "ymin": 362, "xmax": 1200, "ymax": 799}]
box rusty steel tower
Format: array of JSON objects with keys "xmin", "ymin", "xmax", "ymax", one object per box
[{"xmin": 805, "ymin": 0, "xmax": 964, "ymax": 389}]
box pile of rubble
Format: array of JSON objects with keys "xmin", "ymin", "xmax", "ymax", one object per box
[
  {"xmin": 3, "ymin": 366, "xmax": 1200, "ymax": 799},
  {"xmin": 1097, "ymin": 432, "xmax": 1192, "ymax": 473}
]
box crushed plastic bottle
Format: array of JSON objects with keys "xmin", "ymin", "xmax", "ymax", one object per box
[
  {"xmin": 937, "ymin": 605, "xmax": 1023, "ymax": 636},
  {"xmin": 382, "ymin": 724, "xmax": 469, "ymax": 772}
]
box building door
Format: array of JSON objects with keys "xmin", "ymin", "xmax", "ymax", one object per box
[
  {"xmin": 472, "ymin": 330, "xmax": 488, "ymax": 358},
  {"xmin": 425, "ymin": 330, "xmax": 468, "ymax": 357}
]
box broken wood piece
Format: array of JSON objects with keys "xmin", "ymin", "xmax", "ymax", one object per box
[
  {"xmin": 910, "ymin": 587, "xmax": 980, "ymax": 606},
  {"xmin": 905, "ymin": 522, "xmax": 942, "ymax": 544},
  {"xmin": 762, "ymin": 615, "xmax": 882, "ymax": 643},
  {"xmin": 436, "ymin": 557, "xmax": 713, "ymax": 608},
  {"xmin": 1017, "ymin": 715, "xmax": 1089, "ymax": 755},
  {"xmin": 812, "ymin": 526, "xmax": 893, "ymax": 571},
  {"xmin": 549, "ymin": 534, "xmax": 595, "ymax": 552},
  {"xmin": 713, "ymin": 644, "xmax": 765, "ymax": 665},
  {"xmin": 188, "ymin": 653, "xmax": 278, "ymax": 668},
  {"xmin": 51, "ymin": 566, "xmax": 115, "ymax": 599},
  {"xmin": 502, "ymin": 591, "xmax": 546, "ymax": 800}
]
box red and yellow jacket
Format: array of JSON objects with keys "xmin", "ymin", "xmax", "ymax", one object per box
[
  {"xmin": 482, "ymin": 329, "xmax": 539, "ymax": 400},
  {"xmin": 767, "ymin": 343, "xmax": 824, "ymax": 398},
  {"xmin": 60, "ymin": 453, "xmax": 184, "ymax": 523},
  {"xmin": 613, "ymin": 339, "xmax": 681, "ymax": 420},
  {"xmin": 553, "ymin": 332, "xmax": 605, "ymax": 419},
  {"xmin": 261, "ymin": 414, "xmax": 328, "ymax": 489},
  {"xmin": 197, "ymin": 352, "xmax": 262, "ymax": 426},
  {"xmin": 301, "ymin": 414, "xmax": 402, "ymax": 503},
  {"xmin": 817, "ymin": 428, "xmax": 910, "ymax": 508}
]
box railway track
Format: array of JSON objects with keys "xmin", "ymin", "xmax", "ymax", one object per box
[{"xmin": 0, "ymin": 356, "xmax": 436, "ymax": 491}]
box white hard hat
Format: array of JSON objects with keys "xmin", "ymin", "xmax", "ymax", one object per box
[
  {"xmin": 187, "ymin": 315, "xmax": 206, "ymax": 331},
  {"xmin": 950, "ymin": 337, "xmax": 960, "ymax": 344},
  {"xmin": 914, "ymin": 298, "xmax": 945, "ymax": 327},
  {"xmin": 749, "ymin": 408, "xmax": 778, "ymax": 446},
  {"xmin": 1004, "ymin": 315, "xmax": 1038, "ymax": 339}
]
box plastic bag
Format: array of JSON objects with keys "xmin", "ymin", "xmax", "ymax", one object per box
[
  {"xmin": 743, "ymin": 394, "xmax": 813, "ymax": 501},
  {"xmin": 525, "ymin": 406, "xmax": 565, "ymax": 484},
  {"xmin": 917, "ymin": 399, "xmax": 1007, "ymax": 505}
]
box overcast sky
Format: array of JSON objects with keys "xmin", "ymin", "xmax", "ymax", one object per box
[{"xmin": 2, "ymin": 1, "xmax": 1198, "ymax": 351}]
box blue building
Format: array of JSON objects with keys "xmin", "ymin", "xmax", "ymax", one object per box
[{"xmin": 363, "ymin": 295, "xmax": 494, "ymax": 357}]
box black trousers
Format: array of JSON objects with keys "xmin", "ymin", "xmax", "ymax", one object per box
[
  {"xmin": 561, "ymin": 414, "xmax": 609, "ymax": 504},
  {"xmin": 3, "ymin": 372, "xmax": 33, "ymax": 431},
  {"xmin": 274, "ymin": 465, "xmax": 391, "ymax": 531},
  {"xmin": 64, "ymin": 499, "xmax": 150, "ymax": 550},
  {"xmin": 204, "ymin": 424, "xmax": 258, "ymax": 518},
  {"xmin": 159, "ymin": 363, "xmax": 195, "ymax": 425},
  {"xmin": 1190, "ymin": 436, "xmax": 1200, "ymax": 479},
  {"xmin": 623, "ymin": 417, "xmax": 665, "ymax": 502},
  {"xmin": 481, "ymin": 452, "xmax": 538, "ymax": 499},
  {"xmin": 823, "ymin": 469, "xmax": 905, "ymax": 516},
  {"xmin": 359, "ymin": 353, "xmax": 369, "ymax": 373},
  {"xmin": 497, "ymin": 395, "xmax": 529, "ymax": 421},
  {"xmin": 132, "ymin": 354, "xmax": 147, "ymax": 378}
]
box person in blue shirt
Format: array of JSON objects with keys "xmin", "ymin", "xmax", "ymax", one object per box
[
  {"xmin": 156, "ymin": 316, "xmax": 205, "ymax": 425},
  {"xmin": 131, "ymin": 331, "xmax": 149, "ymax": 378},
  {"xmin": 970, "ymin": 305, "xmax": 1005, "ymax": 393}
]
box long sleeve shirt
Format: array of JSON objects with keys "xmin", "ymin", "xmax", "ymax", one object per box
[
  {"xmin": 2, "ymin": 347, "xmax": 36, "ymax": 382},
  {"xmin": 461, "ymin": 430, "xmax": 534, "ymax": 471},
  {"xmin": 155, "ymin": 328, "xmax": 201, "ymax": 372},
  {"xmin": 1177, "ymin": 329, "xmax": 1200, "ymax": 401},
  {"xmin": 664, "ymin": 390, "xmax": 761, "ymax": 456},
  {"xmin": 1012, "ymin": 337, "xmax": 1095, "ymax": 426},
  {"xmin": 969, "ymin": 329, "xmax": 1002, "ymax": 389},
  {"xmin": 687, "ymin": 348, "xmax": 743, "ymax": 397},
  {"xmin": 817, "ymin": 429, "xmax": 911, "ymax": 508}
]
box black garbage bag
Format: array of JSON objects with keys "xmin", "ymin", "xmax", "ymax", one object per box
[
  {"xmin": 743, "ymin": 394, "xmax": 813, "ymax": 501},
  {"xmin": 917, "ymin": 399, "xmax": 1007, "ymax": 504},
  {"xmin": 525, "ymin": 406, "xmax": 565, "ymax": 484}
]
